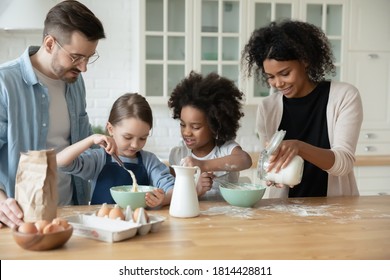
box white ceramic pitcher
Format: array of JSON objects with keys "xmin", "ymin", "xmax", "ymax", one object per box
[{"xmin": 169, "ymin": 165, "xmax": 200, "ymax": 218}]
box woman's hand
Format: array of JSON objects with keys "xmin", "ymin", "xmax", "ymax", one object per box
[
  {"xmin": 267, "ymin": 140, "xmax": 300, "ymax": 173},
  {"xmin": 145, "ymin": 188, "xmax": 165, "ymax": 208},
  {"xmin": 265, "ymin": 180, "xmax": 294, "ymax": 189},
  {"xmin": 0, "ymin": 197, "xmax": 24, "ymax": 229}
]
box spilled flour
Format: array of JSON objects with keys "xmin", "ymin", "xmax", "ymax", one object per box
[
  {"xmin": 201, "ymin": 200, "xmax": 390, "ymax": 224},
  {"xmin": 260, "ymin": 203, "xmax": 333, "ymax": 217},
  {"xmin": 201, "ymin": 204, "xmax": 333, "ymax": 219},
  {"xmin": 202, "ymin": 206, "xmax": 255, "ymax": 219}
]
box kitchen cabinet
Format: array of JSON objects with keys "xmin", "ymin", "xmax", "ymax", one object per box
[
  {"xmin": 299, "ymin": 0, "xmax": 347, "ymax": 80},
  {"xmin": 354, "ymin": 166, "xmax": 390, "ymax": 196},
  {"xmin": 194, "ymin": 0, "xmax": 244, "ymax": 85},
  {"xmin": 348, "ymin": 0, "xmax": 390, "ymax": 52},
  {"xmin": 345, "ymin": 0, "xmax": 390, "ymax": 193},
  {"xmin": 345, "ymin": 0, "xmax": 390, "ymax": 159},
  {"xmin": 140, "ymin": 0, "xmax": 192, "ymax": 103},
  {"xmin": 356, "ymin": 130, "xmax": 390, "ymax": 155},
  {"xmin": 140, "ymin": 0, "xmax": 347, "ymax": 104},
  {"xmin": 348, "ymin": 52, "xmax": 390, "ymax": 133},
  {"xmin": 140, "ymin": 0, "xmax": 246, "ymax": 103}
]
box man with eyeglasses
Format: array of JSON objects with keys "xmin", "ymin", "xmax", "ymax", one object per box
[{"xmin": 0, "ymin": 0, "xmax": 105, "ymax": 229}]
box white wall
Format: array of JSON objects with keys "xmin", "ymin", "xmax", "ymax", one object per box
[{"xmin": 0, "ymin": 0, "xmax": 260, "ymax": 160}]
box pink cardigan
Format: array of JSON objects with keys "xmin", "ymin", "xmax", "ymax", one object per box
[{"xmin": 256, "ymin": 81, "xmax": 363, "ymax": 198}]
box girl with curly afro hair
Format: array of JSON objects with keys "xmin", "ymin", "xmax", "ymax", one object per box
[
  {"xmin": 168, "ymin": 71, "xmax": 252, "ymax": 200},
  {"xmin": 242, "ymin": 20, "xmax": 363, "ymax": 198}
]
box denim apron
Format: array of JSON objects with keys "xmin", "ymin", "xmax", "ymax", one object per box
[{"xmin": 90, "ymin": 152, "xmax": 149, "ymax": 204}]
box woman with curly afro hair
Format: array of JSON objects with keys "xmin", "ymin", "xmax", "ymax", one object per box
[
  {"xmin": 168, "ymin": 71, "xmax": 252, "ymax": 200},
  {"xmin": 242, "ymin": 20, "xmax": 363, "ymax": 198}
]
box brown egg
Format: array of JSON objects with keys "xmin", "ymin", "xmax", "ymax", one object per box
[
  {"xmin": 52, "ymin": 217, "xmax": 69, "ymax": 229},
  {"xmin": 108, "ymin": 205, "xmax": 125, "ymax": 220},
  {"xmin": 133, "ymin": 207, "xmax": 149, "ymax": 223},
  {"xmin": 34, "ymin": 220, "xmax": 50, "ymax": 234},
  {"xmin": 43, "ymin": 223, "xmax": 65, "ymax": 234},
  {"xmin": 97, "ymin": 203, "xmax": 111, "ymax": 217},
  {"xmin": 18, "ymin": 222, "xmax": 38, "ymax": 234}
]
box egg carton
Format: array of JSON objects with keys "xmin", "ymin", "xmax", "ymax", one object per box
[{"xmin": 66, "ymin": 209, "xmax": 165, "ymax": 243}]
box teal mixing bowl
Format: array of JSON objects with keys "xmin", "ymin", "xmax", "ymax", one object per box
[
  {"xmin": 110, "ymin": 185, "xmax": 156, "ymax": 210},
  {"xmin": 219, "ymin": 183, "xmax": 266, "ymax": 207}
]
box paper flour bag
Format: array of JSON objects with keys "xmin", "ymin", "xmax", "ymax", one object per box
[{"xmin": 15, "ymin": 149, "xmax": 58, "ymax": 222}]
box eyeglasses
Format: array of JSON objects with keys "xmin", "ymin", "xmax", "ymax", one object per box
[{"xmin": 55, "ymin": 40, "xmax": 100, "ymax": 65}]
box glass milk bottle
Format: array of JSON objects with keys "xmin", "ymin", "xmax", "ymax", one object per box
[{"xmin": 258, "ymin": 130, "xmax": 304, "ymax": 186}]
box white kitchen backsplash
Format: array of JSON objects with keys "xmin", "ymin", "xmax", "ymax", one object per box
[{"xmin": 0, "ymin": 0, "xmax": 261, "ymax": 160}]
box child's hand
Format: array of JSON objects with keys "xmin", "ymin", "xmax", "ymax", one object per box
[
  {"xmin": 196, "ymin": 172, "xmax": 215, "ymax": 197},
  {"xmin": 180, "ymin": 156, "xmax": 203, "ymax": 169},
  {"xmin": 145, "ymin": 189, "xmax": 165, "ymax": 208},
  {"xmin": 95, "ymin": 135, "xmax": 117, "ymax": 155}
]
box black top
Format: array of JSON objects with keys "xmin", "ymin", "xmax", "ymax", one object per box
[{"xmin": 278, "ymin": 81, "xmax": 331, "ymax": 197}]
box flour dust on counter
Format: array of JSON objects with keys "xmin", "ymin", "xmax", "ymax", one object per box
[
  {"xmin": 201, "ymin": 200, "xmax": 390, "ymax": 224},
  {"xmin": 201, "ymin": 206, "xmax": 255, "ymax": 219}
]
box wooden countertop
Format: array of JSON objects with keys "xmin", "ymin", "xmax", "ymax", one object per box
[
  {"xmin": 249, "ymin": 153, "xmax": 390, "ymax": 168},
  {"xmin": 1, "ymin": 196, "xmax": 389, "ymax": 260},
  {"xmin": 354, "ymin": 155, "xmax": 390, "ymax": 166}
]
